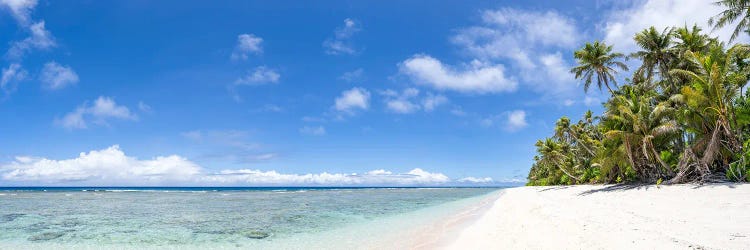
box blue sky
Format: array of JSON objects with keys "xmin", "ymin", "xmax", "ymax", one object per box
[{"xmin": 0, "ymin": 0, "xmax": 741, "ymax": 186}]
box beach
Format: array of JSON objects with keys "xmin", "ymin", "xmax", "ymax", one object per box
[{"xmin": 442, "ymin": 184, "xmax": 750, "ymax": 249}]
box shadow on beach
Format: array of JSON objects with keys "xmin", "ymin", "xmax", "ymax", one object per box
[
  {"xmin": 576, "ymin": 182, "xmax": 742, "ymax": 196},
  {"xmin": 538, "ymin": 186, "xmax": 573, "ymax": 192},
  {"xmin": 576, "ymin": 184, "xmax": 652, "ymax": 196}
]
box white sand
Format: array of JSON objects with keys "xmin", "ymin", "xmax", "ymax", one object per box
[{"xmin": 443, "ymin": 184, "xmax": 750, "ymax": 250}]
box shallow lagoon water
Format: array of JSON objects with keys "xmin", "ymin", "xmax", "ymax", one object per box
[{"xmin": 0, "ymin": 187, "xmax": 499, "ymax": 249}]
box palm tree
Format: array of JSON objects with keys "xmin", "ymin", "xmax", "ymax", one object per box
[
  {"xmin": 673, "ymin": 25, "xmax": 712, "ymax": 55},
  {"xmin": 535, "ymin": 138, "xmax": 580, "ymax": 182},
  {"xmin": 602, "ymin": 86, "xmax": 678, "ymax": 180},
  {"xmin": 571, "ymin": 41, "xmax": 629, "ymax": 95},
  {"xmin": 630, "ymin": 26, "xmax": 675, "ymax": 86},
  {"xmin": 670, "ymin": 44, "xmax": 750, "ymax": 173},
  {"xmin": 710, "ymin": 0, "xmax": 750, "ymax": 42}
]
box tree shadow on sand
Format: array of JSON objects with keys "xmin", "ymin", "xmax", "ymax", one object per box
[
  {"xmin": 577, "ymin": 184, "xmax": 652, "ymax": 196},
  {"xmin": 576, "ymin": 182, "xmax": 741, "ymax": 196},
  {"xmin": 538, "ymin": 186, "xmax": 573, "ymax": 192}
]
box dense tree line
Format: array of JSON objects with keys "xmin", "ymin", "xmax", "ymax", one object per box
[{"xmin": 527, "ymin": 1, "xmax": 750, "ymax": 185}]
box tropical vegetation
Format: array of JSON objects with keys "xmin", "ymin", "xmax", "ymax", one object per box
[{"xmin": 527, "ymin": 2, "xmax": 750, "ymax": 185}]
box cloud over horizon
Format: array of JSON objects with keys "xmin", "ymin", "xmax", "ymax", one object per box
[{"xmin": 0, "ymin": 145, "xmax": 500, "ymax": 186}]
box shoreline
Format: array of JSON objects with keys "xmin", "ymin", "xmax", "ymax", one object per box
[{"xmin": 437, "ymin": 184, "xmax": 750, "ymax": 249}]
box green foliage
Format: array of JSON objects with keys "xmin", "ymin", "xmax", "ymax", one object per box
[
  {"xmin": 527, "ymin": 14, "xmax": 750, "ymax": 185},
  {"xmin": 728, "ymin": 140, "xmax": 750, "ymax": 181}
]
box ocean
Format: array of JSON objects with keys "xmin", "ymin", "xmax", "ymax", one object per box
[{"xmin": 0, "ymin": 187, "xmax": 500, "ymax": 249}]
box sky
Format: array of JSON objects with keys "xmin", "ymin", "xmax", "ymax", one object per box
[{"xmin": 0, "ymin": 0, "xmax": 743, "ymax": 186}]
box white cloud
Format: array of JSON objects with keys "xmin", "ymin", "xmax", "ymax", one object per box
[
  {"xmin": 400, "ymin": 55, "xmax": 516, "ymax": 94},
  {"xmin": 235, "ymin": 66, "xmax": 280, "ymax": 85},
  {"xmin": 422, "ymin": 93, "xmax": 448, "ymax": 112},
  {"xmin": 537, "ymin": 52, "xmax": 576, "ymax": 95},
  {"xmin": 323, "ymin": 18, "xmax": 361, "ymax": 55},
  {"xmin": 383, "ymin": 88, "xmax": 420, "ymax": 114},
  {"xmin": 40, "ymin": 62, "xmax": 78, "ymax": 90},
  {"xmin": 506, "ymin": 110, "xmax": 528, "ymax": 131},
  {"xmin": 206, "ymin": 167, "xmax": 450, "ymax": 186},
  {"xmin": 381, "ymin": 88, "xmax": 448, "ymax": 114},
  {"xmin": 1, "ymin": 63, "xmax": 27, "ymax": 93},
  {"xmin": 56, "ymin": 96, "xmax": 137, "ymax": 129},
  {"xmin": 458, "ymin": 177, "xmax": 494, "ymax": 183},
  {"xmin": 334, "ymin": 87, "xmax": 370, "ymax": 113},
  {"xmin": 6, "ymin": 21, "xmax": 56, "ymax": 59},
  {"xmin": 299, "ymin": 125, "xmax": 326, "ymax": 136},
  {"xmin": 480, "ymin": 110, "xmax": 528, "ymax": 131},
  {"xmin": 1, "ymin": 145, "xmax": 201, "ymax": 185},
  {"xmin": 386, "ymin": 99, "xmax": 420, "ymax": 114},
  {"xmin": 603, "ymin": 0, "xmax": 748, "ymax": 53},
  {"xmin": 230, "ymin": 33, "xmax": 263, "ymax": 60},
  {"xmin": 0, "ymin": 146, "xmax": 483, "ymax": 186},
  {"xmin": 339, "ymin": 68, "xmax": 364, "ymax": 82},
  {"xmin": 0, "ymin": 0, "xmax": 37, "ymax": 26},
  {"xmin": 448, "ymin": 8, "xmax": 579, "ymax": 99}
]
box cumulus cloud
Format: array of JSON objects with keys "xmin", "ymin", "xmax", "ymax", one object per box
[
  {"xmin": 299, "ymin": 125, "xmax": 326, "ymax": 136},
  {"xmin": 399, "ymin": 55, "xmax": 516, "ymax": 94},
  {"xmin": 1, "ymin": 145, "xmax": 200, "ymax": 185},
  {"xmin": 230, "ymin": 33, "xmax": 263, "ymax": 60},
  {"xmin": 1, "ymin": 63, "xmax": 27, "ymax": 93},
  {"xmin": 506, "ymin": 110, "xmax": 528, "ymax": 131},
  {"xmin": 323, "ymin": 18, "xmax": 361, "ymax": 55},
  {"xmin": 40, "ymin": 61, "xmax": 78, "ymax": 90},
  {"xmin": 334, "ymin": 87, "xmax": 370, "ymax": 113},
  {"xmin": 0, "ymin": 0, "xmax": 37, "ymax": 26},
  {"xmin": 56, "ymin": 96, "xmax": 137, "ymax": 129},
  {"xmin": 455, "ymin": 8, "xmax": 579, "ymax": 58},
  {"xmin": 6, "ymin": 21, "xmax": 56, "ymax": 59},
  {"xmin": 0, "ymin": 146, "xmax": 495, "ymax": 186},
  {"xmin": 381, "ymin": 88, "xmax": 448, "ymax": 114},
  {"xmin": 603, "ymin": 0, "xmax": 748, "ymax": 53},
  {"xmin": 447, "ymin": 8, "xmax": 579, "ymax": 99},
  {"xmin": 234, "ymin": 66, "xmax": 280, "ymax": 85}
]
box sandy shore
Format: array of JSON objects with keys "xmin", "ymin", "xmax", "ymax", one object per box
[{"xmin": 442, "ymin": 184, "xmax": 750, "ymax": 249}]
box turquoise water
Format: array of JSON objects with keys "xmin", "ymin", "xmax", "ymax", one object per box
[{"xmin": 0, "ymin": 187, "xmax": 499, "ymax": 249}]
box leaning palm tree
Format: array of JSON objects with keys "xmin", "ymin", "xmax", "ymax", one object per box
[
  {"xmin": 710, "ymin": 0, "xmax": 750, "ymax": 42},
  {"xmin": 570, "ymin": 41, "xmax": 629, "ymax": 95},
  {"xmin": 602, "ymin": 86, "xmax": 678, "ymax": 181},
  {"xmin": 535, "ymin": 138, "xmax": 580, "ymax": 182},
  {"xmin": 630, "ymin": 26, "xmax": 675, "ymax": 87},
  {"xmin": 670, "ymin": 44, "xmax": 750, "ymax": 180}
]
